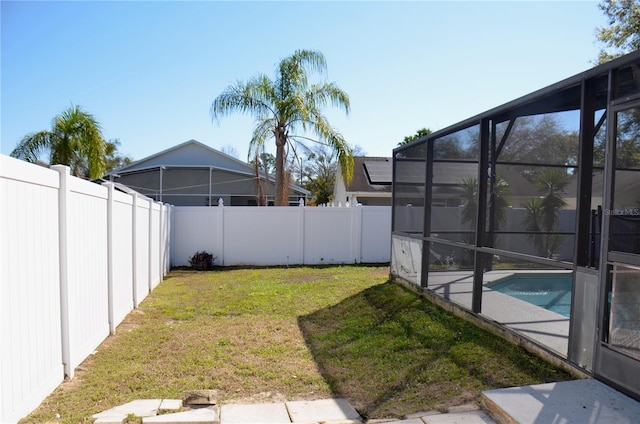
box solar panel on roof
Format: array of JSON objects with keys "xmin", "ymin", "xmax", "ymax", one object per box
[{"xmin": 363, "ymin": 160, "xmax": 392, "ymax": 184}]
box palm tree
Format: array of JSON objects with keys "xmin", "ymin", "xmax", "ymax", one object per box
[
  {"xmin": 537, "ymin": 168, "xmax": 569, "ymax": 233},
  {"xmin": 10, "ymin": 105, "xmax": 107, "ymax": 179},
  {"xmin": 459, "ymin": 175, "xmax": 510, "ymax": 237},
  {"xmin": 459, "ymin": 176, "xmax": 479, "ymax": 235},
  {"xmin": 523, "ymin": 168, "xmax": 569, "ymax": 258},
  {"xmin": 523, "ymin": 197, "xmax": 546, "ymax": 256},
  {"xmin": 210, "ymin": 49, "xmax": 353, "ymax": 206}
]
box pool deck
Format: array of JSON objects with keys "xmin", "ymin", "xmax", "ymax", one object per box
[{"xmin": 427, "ymin": 270, "xmax": 571, "ymax": 355}]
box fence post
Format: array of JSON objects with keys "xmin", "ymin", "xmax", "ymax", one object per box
[
  {"xmin": 132, "ymin": 194, "xmax": 138, "ymax": 307},
  {"xmin": 353, "ymin": 205, "xmax": 363, "ymax": 263},
  {"xmin": 51, "ymin": 165, "xmax": 72, "ymax": 378},
  {"xmin": 300, "ymin": 204, "xmax": 306, "ymax": 264},
  {"xmin": 103, "ymin": 182, "xmax": 116, "ymax": 334},
  {"xmin": 168, "ymin": 205, "xmax": 174, "ymax": 270},
  {"xmin": 218, "ymin": 198, "xmax": 225, "ymax": 266},
  {"xmin": 158, "ymin": 203, "xmax": 164, "ymax": 282},
  {"xmin": 148, "ymin": 197, "xmax": 153, "ymax": 292}
]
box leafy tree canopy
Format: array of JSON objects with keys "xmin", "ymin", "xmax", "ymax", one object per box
[
  {"xmin": 104, "ymin": 139, "xmax": 133, "ymax": 173},
  {"xmin": 596, "ymin": 0, "xmax": 640, "ymax": 63},
  {"xmin": 398, "ymin": 127, "xmax": 432, "ymax": 146},
  {"xmin": 301, "ymin": 145, "xmax": 337, "ymax": 205}
]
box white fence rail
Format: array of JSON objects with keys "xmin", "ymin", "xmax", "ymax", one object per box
[
  {"xmin": 171, "ymin": 205, "xmax": 392, "ymax": 267},
  {"xmin": 0, "ymin": 155, "xmax": 170, "ymax": 424}
]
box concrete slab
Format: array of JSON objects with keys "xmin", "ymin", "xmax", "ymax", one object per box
[
  {"xmin": 404, "ymin": 411, "xmax": 439, "ymax": 419},
  {"xmin": 286, "ymin": 398, "xmax": 362, "ymax": 423},
  {"xmin": 93, "ymin": 415, "xmax": 127, "ymax": 424},
  {"xmin": 422, "ymin": 411, "xmax": 496, "ymax": 424},
  {"xmin": 482, "ymin": 379, "xmax": 640, "ymax": 424},
  {"xmin": 93, "ymin": 399, "xmax": 163, "ymax": 419},
  {"xmin": 143, "ymin": 407, "xmax": 219, "ymax": 423},
  {"xmin": 160, "ymin": 399, "xmax": 184, "ymax": 412},
  {"xmin": 220, "ymin": 402, "xmax": 291, "ymax": 423}
]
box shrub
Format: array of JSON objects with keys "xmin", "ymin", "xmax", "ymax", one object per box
[{"xmin": 189, "ymin": 251, "xmax": 216, "ymax": 271}]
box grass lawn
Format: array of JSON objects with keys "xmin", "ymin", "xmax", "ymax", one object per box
[{"xmin": 23, "ymin": 266, "xmax": 571, "ymax": 423}]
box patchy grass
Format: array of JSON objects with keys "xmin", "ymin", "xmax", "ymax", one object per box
[{"xmin": 22, "ymin": 266, "xmax": 571, "ymax": 423}]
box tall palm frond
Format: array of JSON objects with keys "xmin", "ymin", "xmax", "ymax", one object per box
[{"xmin": 10, "ymin": 131, "xmax": 52, "ymax": 163}]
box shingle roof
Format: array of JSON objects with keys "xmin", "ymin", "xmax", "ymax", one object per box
[{"xmin": 347, "ymin": 157, "xmax": 392, "ymax": 194}]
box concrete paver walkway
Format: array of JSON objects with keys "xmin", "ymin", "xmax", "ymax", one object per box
[
  {"xmin": 91, "ymin": 379, "xmax": 640, "ymax": 424},
  {"xmin": 93, "ymin": 398, "xmax": 363, "ymax": 424}
]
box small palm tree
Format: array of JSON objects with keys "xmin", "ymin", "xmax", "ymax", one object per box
[
  {"xmin": 523, "ymin": 197, "xmax": 546, "ymax": 256},
  {"xmin": 459, "ymin": 175, "xmax": 510, "ymax": 241},
  {"xmin": 523, "ymin": 169, "xmax": 569, "ymax": 258},
  {"xmin": 459, "ymin": 176, "xmax": 479, "ymax": 235},
  {"xmin": 491, "ymin": 177, "xmax": 511, "ymax": 228},
  {"xmin": 10, "ymin": 105, "xmax": 107, "ymax": 179},
  {"xmin": 211, "ymin": 49, "xmax": 353, "ymax": 206},
  {"xmin": 537, "ymin": 168, "xmax": 569, "ymax": 233}
]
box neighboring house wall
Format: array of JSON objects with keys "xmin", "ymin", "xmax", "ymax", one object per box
[{"xmin": 107, "ymin": 140, "xmax": 309, "ymax": 206}]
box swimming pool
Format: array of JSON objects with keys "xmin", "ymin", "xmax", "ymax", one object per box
[{"xmin": 489, "ymin": 274, "xmax": 573, "ymax": 317}]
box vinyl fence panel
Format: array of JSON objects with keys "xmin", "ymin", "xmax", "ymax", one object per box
[
  {"xmin": 133, "ymin": 196, "xmax": 150, "ymax": 306},
  {"xmin": 150, "ymin": 202, "xmax": 161, "ymax": 289},
  {"xmin": 56, "ymin": 166, "xmax": 110, "ymax": 379},
  {"xmin": 304, "ymin": 207, "xmax": 356, "ymax": 264},
  {"xmin": 106, "ymin": 184, "xmax": 135, "ymax": 331},
  {"xmin": 0, "ymin": 157, "xmax": 63, "ymax": 424},
  {"xmin": 171, "ymin": 205, "xmax": 392, "ymax": 267},
  {"xmin": 361, "ymin": 206, "xmax": 392, "ymax": 263},
  {"xmin": 224, "ymin": 207, "xmax": 304, "ymax": 266},
  {"xmin": 161, "ymin": 205, "xmax": 171, "ymax": 275},
  {"xmin": 1, "ymin": 156, "xmax": 170, "ymax": 423},
  {"xmin": 170, "ymin": 206, "xmax": 222, "ymax": 267}
]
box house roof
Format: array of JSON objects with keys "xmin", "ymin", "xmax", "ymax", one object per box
[
  {"xmin": 106, "ymin": 139, "xmax": 309, "ymax": 195},
  {"xmin": 566, "ymin": 169, "xmax": 640, "ymax": 209},
  {"xmin": 346, "ymin": 157, "xmax": 392, "ymax": 194},
  {"xmin": 346, "ymin": 156, "xmax": 540, "ymax": 201},
  {"xmin": 394, "ymin": 159, "xmax": 538, "ymax": 198},
  {"xmin": 108, "ymin": 139, "xmax": 253, "ymax": 174}
]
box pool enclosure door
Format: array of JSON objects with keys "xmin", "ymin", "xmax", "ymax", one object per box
[{"xmin": 594, "ymin": 100, "xmax": 640, "ymax": 400}]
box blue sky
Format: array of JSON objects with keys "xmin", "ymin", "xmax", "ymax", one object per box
[{"xmin": 1, "ymin": 1, "xmax": 607, "ymax": 163}]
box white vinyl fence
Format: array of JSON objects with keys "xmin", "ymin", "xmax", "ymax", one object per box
[
  {"xmin": 171, "ymin": 204, "xmax": 392, "ymax": 267},
  {"xmin": 0, "ymin": 155, "xmax": 170, "ymax": 424}
]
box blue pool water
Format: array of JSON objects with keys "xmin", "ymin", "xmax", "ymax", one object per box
[{"xmin": 490, "ymin": 275, "xmax": 572, "ymax": 317}]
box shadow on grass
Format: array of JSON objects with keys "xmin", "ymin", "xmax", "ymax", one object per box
[{"xmin": 298, "ymin": 281, "xmax": 572, "ymax": 419}]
